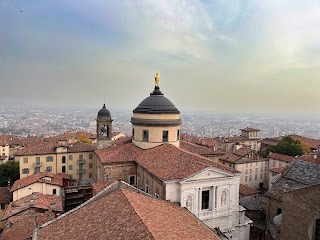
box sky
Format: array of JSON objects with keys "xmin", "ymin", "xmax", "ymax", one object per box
[{"xmin": 1, "ymin": 0, "xmax": 320, "ymax": 116}]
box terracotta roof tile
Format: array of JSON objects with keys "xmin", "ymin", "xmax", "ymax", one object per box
[
  {"xmin": 289, "ymin": 134, "xmax": 320, "ymax": 149},
  {"xmin": 3, "ymin": 193, "xmax": 63, "ymax": 220},
  {"xmin": 97, "ymin": 143, "xmax": 238, "ymax": 181},
  {"xmin": 239, "ymin": 184, "xmax": 259, "ymax": 196},
  {"xmin": 180, "ymin": 141, "xmax": 224, "ymax": 156},
  {"xmin": 268, "ymin": 152, "xmax": 294, "ymax": 163},
  {"xmin": 15, "ymin": 141, "xmax": 95, "ymax": 156},
  {"xmin": 0, "ymin": 213, "xmax": 57, "ymax": 240},
  {"xmin": 36, "ymin": 183, "xmax": 220, "ymax": 240},
  {"xmin": 11, "ymin": 172, "xmax": 69, "ymax": 192},
  {"xmin": 270, "ymin": 167, "xmax": 286, "ymax": 174},
  {"xmin": 92, "ymin": 180, "xmax": 115, "ymax": 196}
]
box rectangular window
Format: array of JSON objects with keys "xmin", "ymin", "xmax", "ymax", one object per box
[
  {"xmin": 250, "ymin": 169, "xmax": 252, "ymax": 174},
  {"xmin": 22, "ymin": 168, "xmax": 29, "ymax": 174},
  {"xmin": 255, "ymin": 174, "xmax": 257, "ymax": 180},
  {"xmin": 36, "ymin": 157, "xmax": 40, "ymax": 164},
  {"xmin": 255, "ymin": 168, "xmax": 258, "ymax": 173},
  {"xmin": 46, "ymin": 156, "xmax": 53, "ymax": 162},
  {"xmin": 265, "ymin": 166, "xmax": 267, "ymax": 171},
  {"xmin": 23, "ymin": 157, "xmax": 28, "ymax": 164},
  {"xmin": 273, "ymin": 161, "xmax": 276, "ymax": 167},
  {"xmin": 132, "ymin": 128, "xmax": 135, "ymax": 138},
  {"xmin": 245, "ymin": 169, "xmax": 248, "ymax": 174},
  {"xmin": 260, "ymin": 173, "xmax": 263, "ymax": 179},
  {"xmin": 89, "ymin": 154, "xmax": 93, "ymax": 160},
  {"xmin": 0, "ymin": 203, "xmax": 6, "ymax": 210},
  {"xmin": 79, "ymin": 173, "xmax": 83, "ymax": 180},
  {"xmin": 143, "ymin": 130, "xmax": 149, "ymax": 142},
  {"xmin": 69, "ymin": 155, "xmax": 73, "ymax": 161},
  {"xmin": 129, "ymin": 176, "xmax": 136, "ymax": 186},
  {"xmin": 162, "ymin": 130, "xmax": 169, "ymax": 142},
  {"xmin": 79, "ymin": 154, "xmax": 83, "ymax": 161},
  {"xmin": 177, "ymin": 130, "xmax": 180, "ymax": 140},
  {"xmin": 245, "ymin": 176, "xmax": 247, "ymax": 182},
  {"xmin": 265, "ymin": 161, "xmax": 268, "ymax": 166},
  {"xmin": 201, "ymin": 190, "xmax": 210, "ymax": 210},
  {"xmin": 34, "ymin": 167, "xmax": 40, "ymax": 173},
  {"xmin": 145, "ymin": 184, "xmax": 149, "ymax": 193},
  {"xmin": 89, "ymin": 163, "xmax": 93, "ymax": 168},
  {"xmin": 46, "ymin": 166, "xmax": 52, "ymax": 172},
  {"xmin": 89, "ymin": 172, "xmax": 93, "ymax": 179},
  {"xmin": 261, "ymin": 167, "xmax": 263, "ymax": 172},
  {"xmin": 69, "ymin": 165, "xmax": 73, "ymax": 170},
  {"xmin": 249, "ymin": 175, "xmax": 252, "ymax": 181},
  {"xmin": 279, "ymin": 163, "xmax": 282, "ymax": 167}
]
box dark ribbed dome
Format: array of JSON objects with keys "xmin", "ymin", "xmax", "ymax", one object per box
[
  {"xmin": 133, "ymin": 86, "xmax": 180, "ymax": 114},
  {"xmin": 97, "ymin": 104, "xmax": 111, "ymax": 118}
]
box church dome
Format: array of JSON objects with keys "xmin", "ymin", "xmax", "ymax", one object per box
[
  {"xmin": 133, "ymin": 86, "xmax": 180, "ymax": 114},
  {"xmin": 97, "ymin": 104, "xmax": 111, "ymax": 118}
]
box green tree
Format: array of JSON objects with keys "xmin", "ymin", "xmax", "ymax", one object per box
[
  {"xmin": 266, "ymin": 136, "xmax": 305, "ymax": 157},
  {"xmin": 0, "ymin": 161, "xmax": 20, "ymax": 187}
]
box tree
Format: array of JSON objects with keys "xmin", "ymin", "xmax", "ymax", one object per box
[
  {"xmin": 0, "ymin": 161, "xmax": 20, "ymax": 187},
  {"xmin": 77, "ymin": 134, "xmax": 93, "ymax": 144},
  {"xmin": 266, "ymin": 136, "xmax": 306, "ymax": 157}
]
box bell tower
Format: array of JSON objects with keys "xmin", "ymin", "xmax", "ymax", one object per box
[{"xmin": 96, "ymin": 104, "xmax": 113, "ymax": 150}]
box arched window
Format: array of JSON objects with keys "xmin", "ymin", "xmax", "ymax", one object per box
[
  {"xmin": 62, "ymin": 166, "xmax": 66, "ymax": 173},
  {"xmin": 62, "ymin": 156, "xmax": 66, "ymax": 164},
  {"xmin": 53, "ymin": 189, "xmax": 57, "ymax": 195}
]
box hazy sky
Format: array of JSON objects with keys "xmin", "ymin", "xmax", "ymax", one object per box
[{"xmin": 1, "ymin": 0, "xmax": 320, "ymax": 115}]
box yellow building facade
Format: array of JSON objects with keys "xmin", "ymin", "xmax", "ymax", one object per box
[{"xmin": 17, "ymin": 143, "xmax": 96, "ymax": 180}]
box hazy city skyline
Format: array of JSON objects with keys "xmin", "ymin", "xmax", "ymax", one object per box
[{"xmin": 1, "ymin": 1, "xmax": 320, "ymax": 116}]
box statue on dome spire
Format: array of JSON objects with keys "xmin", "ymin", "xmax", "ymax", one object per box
[{"xmin": 154, "ymin": 71, "xmax": 160, "ymax": 86}]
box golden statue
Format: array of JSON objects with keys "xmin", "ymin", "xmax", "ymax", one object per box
[{"xmin": 154, "ymin": 71, "xmax": 160, "ymax": 86}]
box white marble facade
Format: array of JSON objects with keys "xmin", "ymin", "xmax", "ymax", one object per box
[{"xmin": 165, "ymin": 168, "xmax": 251, "ymax": 240}]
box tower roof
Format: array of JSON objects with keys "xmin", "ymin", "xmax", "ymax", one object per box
[
  {"xmin": 97, "ymin": 104, "xmax": 111, "ymax": 118},
  {"xmin": 133, "ymin": 86, "xmax": 180, "ymax": 114}
]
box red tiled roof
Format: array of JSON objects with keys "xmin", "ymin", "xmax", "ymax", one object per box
[
  {"xmin": 11, "ymin": 172, "xmax": 69, "ymax": 192},
  {"xmin": 219, "ymin": 153, "xmax": 241, "ymax": 163},
  {"xmin": 180, "ymin": 141, "xmax": 223, "ymax": 156},
  {"xmin": 261, "ymin": 138, "xmax": 279, "ymax": 146},
  {"xmin": 91, "ymin": 180, "xmax": 115, "ymax": 196},
  {"xmin": 289, "ymin": 134, "xmax": 320, "ymax": 150},
  {"xmin": 270, "ymin": 167, "xmax": 286, "ymax": 174},
  {"xmin": 239, "ymin": 184, "xmax": 259, "ymax": 196},
  {"xmin": 234, "ymin": 148, "xmax": 253, "ymax": 157},
  {"xmin": 300, "ymin": 154, "xmax": 320, "ymax": 164},
  {"xmin": 56, "ymin": 131, "xmax": 97, "ymax": 141},
  {"xmin": 3, "ymin": 193, "xmax": 63, "ymax": 220},
  {"xmin": 96, "ymin": 142, "xmax": 238, "ymax": 181},
  {"xmin": 15, "ymin": 141, "xmax": 95, "ymax": 156},
  {"xmin": 0, "ymin": 134, "xmax": 13, "ymax": 144},
  {"xmin": 268, "ymin": 152, "xmax": 294, "ymax": 163},
  {"xmin": 0, "ymin": 187, "xmax": 11, "ymax": 203},
  {"xmin": 0, "ymin": 213, "xmax": 57, "ymax": 240},
  {"xmin": 36, "ymin": 184, "xmax": 220, "ymax": 240}
]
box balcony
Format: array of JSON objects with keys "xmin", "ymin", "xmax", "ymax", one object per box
[
  {"xmin": 33, "ymin": 162, "xmax": 42, "ymax": 168},
  {"xmin": 77, "ymin": 168, "xmax": 85, "ymax": 173},
  {"xmin": 77, "ymin": 159, "xmax": 85, "ymax": 164}
]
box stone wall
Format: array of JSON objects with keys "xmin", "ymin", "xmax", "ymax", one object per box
[
  {"xmin": 279, "ymin": 184, "xmax": 320, "ymax": 240},
  {"xmin": 102, "ymin": 162, "xmax": 137, "ymax": 183}
]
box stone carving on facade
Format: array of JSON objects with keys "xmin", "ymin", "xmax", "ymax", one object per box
[{"xmin": 221, "ymin": 191, "xmax": 227, "ymax": 206}]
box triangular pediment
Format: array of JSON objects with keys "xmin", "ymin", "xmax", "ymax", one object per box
[{"xmin": 182, "ymin": 168, "xmax": 233, "ymax": 182}]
